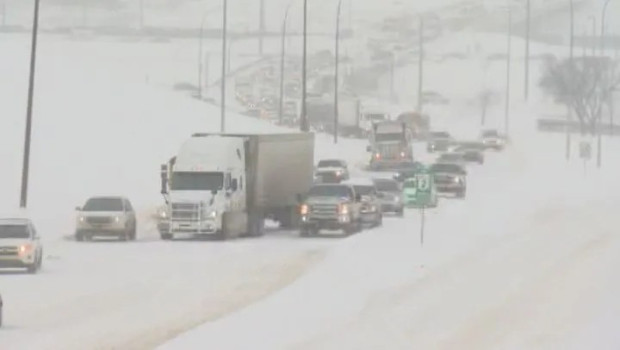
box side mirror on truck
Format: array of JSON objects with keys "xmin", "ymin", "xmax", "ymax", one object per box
[{"xmin": 160, "ymin": 164, "xmax": 168, "ymax": 195}]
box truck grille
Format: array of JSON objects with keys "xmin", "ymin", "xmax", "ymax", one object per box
[
  {"xmin": 86, "ymin": 217, "xmax": 113, "ymax": 225},
  {"xmin": 0, "ymin": 246, "xmax": 18, "ymax": 256},
  {"xmin": 377, "ymin": 144, "xmax": 402, "ymax": 158},
  {"xmin": 171, "ymin": 202, "xmax": 201, "ymax": 221},
  {"xmin": 309, "ymin": 203, "xmax": 339, "ymax": 219}
]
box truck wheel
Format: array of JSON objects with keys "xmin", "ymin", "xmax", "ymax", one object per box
[
  {"xmin": 161, "ymin": 233, "xmax": 172, "ymax": 240},
  {"xmin": 26, "ymin": 262, "xmax": 38, "ymax": 274},
  {"xmin": 457, "ymin": 189, "xmax": 466, "ymax": 198},
  {"xmin": 396, "ymin": 209, "xmax": 404, "ymax": 217},
  {"xmin": 248, "ymin": 215, "xmax": 265, "ymax": 237},
  {"xmin": 375, "ymin": 214, "xmax": 383, "ymax": 227},
  {"xmin": 75, "ymin": 231, "xmax": 84, "ymax": 242}
]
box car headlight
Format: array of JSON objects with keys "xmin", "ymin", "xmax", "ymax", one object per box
[
  {"xmin": 79, "ymin": 216, "xmax": 85, "ymax": 222},
  {"xmin": 115, "ymin": 216, "xmax": 121, "ymax": 223},
  {"xmin": 208, "ymin": 210, "xmax": 217, "ymax": 219}
]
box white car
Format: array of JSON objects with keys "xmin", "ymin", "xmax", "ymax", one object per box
[
  {"xmin": 314, "ymin": 159, "xmax": 350, "ymax": 183},
  {"xmin": 480, "ymin": 129, "xmax": 506, "ymax": 150},
  {"xmin": 0, "ymin": 217, "xmax": 44, "ymax": 274}
]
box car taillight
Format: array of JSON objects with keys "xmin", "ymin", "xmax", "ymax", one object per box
[
  {"xmin": 339, "ymin": 204, "xmax": 349, "ymax": 215},
  {"xmin": 300, "ymin": 204, "xmax": 309, "ymax": 215}
]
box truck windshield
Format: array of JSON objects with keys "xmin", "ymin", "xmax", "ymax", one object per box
[
  {"xmin": 171, "ymin": 172, "xmax": 224, "ymax": 191},
  {"xmin": 375, "ymin": 133, "xmax": 403, "ymax": 142},
  {"xmin": 308, "ymin": 185, "xmax": 352, "ymax": 199},
  {"xmin": 317, "ymin": 160, "xmax": 343, "ymax": 168},
  {"xmin": 83, "ymin": 198, "xmax": 123, "ymax": 211},
  {"xmin": 0, "ymin": 224, "xmax": 30, "ymax": 239}
]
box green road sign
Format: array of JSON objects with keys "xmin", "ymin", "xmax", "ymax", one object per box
[{"xmin": 413, "ymin": 167, "xmax": 433, "ymax": 206}]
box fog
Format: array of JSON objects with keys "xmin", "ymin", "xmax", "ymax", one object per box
[{"xmin": 0, "ymin": 0, "xmax": 619, "ymax": 349}]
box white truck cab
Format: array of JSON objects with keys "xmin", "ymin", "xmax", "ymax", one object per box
[
  {"xmin": 159, "ymin": 133, "xmax": 315, "ymax": 240},
  {"xmin": 161, "ymin": 136, "xmax": 246, "ymax": 238}
]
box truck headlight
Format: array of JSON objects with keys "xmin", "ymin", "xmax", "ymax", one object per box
[
  {"xmin": 79, "ymin": 216, "xmax": 85, "ymax": 222},
  {"xmin": 208, "ymin": 210, "xmax": 217, "ymax": 219},
  {"xmin": 300, "ymin": 204, "xmax": 309, "ymax": 215},
  {"xmin": 115, "ymin": 216, "xmax": 121, "ymax": 223}
]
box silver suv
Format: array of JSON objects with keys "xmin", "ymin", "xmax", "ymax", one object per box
[
  {"xmin": 75, "ymin": 196, "xmax": 137, "ymax": 241},
  {"xmin": 0, "ymin": 217, "xmax": 44, "ymax": 274}
]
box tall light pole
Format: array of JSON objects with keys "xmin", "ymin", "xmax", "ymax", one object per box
[
  {"xmin": 589, "ymin": 15, "xmax": 597, "ymax": 56},
  {"xmin": 505, "ymin": 9, "xmax": 512, "ymax": 138},
  {"xmin": 417, "ymin": 17, "xmax": 424, "ymax": 114},
  {"xmin": 221, "ymin": 0, "xmax": 227, "ymax": 133},
  {"xmin": 139, "ymin": 0, "xmax": 144, "ymax": 30},
  {"xmin": 524, "ymin": 0, "xmax": 531, "ymax": 101},
  {"xmin": 259, "ymin": 0, "xmax": 265, "ymax": 56},
  {"xmin": 278, "ymin": 0, "xmax": 294, "ymax": 125},
  {"xmin": 20, "ymin": 0, "xmax": 41, "ymax": 208},
  {"xmin": 567, "ymin": 0, "xmax": 574, "ymax": 161},
  {"xmin": 334, "ymin": 0, "xmax": 343, "ymax": 144},
  {"xmin": 598, "ymin": 0, "xmax": 613, "ymax": 168},
  {"xmin": 197, "ymin": 5, "xmax": 221, "ymax": 99},
  {"xmin": 1, "ymin": 1, "xmax": 6, "ymax": 27},
  {"xmin": 300, "ymin": 0, "xmax": 309, "ymax": 132}
]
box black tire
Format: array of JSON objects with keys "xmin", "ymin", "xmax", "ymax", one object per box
[
  {"xmin": 376, "ymin": 214, "xmax": 383, "ymax": 227},
  {"xmin": 75, "ymin": 231, "xmax": 84, "ymax": 242},
  {"xmin": 396, "ymin": 209, "xmax": 404, "ymax": 217},
  {"xmin": 299, "ymin": 227, "xmax": 311, "ymax": 237},
  {"xmin": 26, "ymin": 262, "xmax": 38, "ymax": 274},
  {"xmin": 457, "ymin": 189, "xmax": 466, "ymax": 198},
  {"xmin": 160, "ymin": 233, "xmax": 172, "ymax": 240},
  {"xmin": 130, "ymin": 224, "xmax": 137, "ymax": 241}
]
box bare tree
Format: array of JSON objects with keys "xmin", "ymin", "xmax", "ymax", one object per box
[{"xmin": 540, "ymin": 56, "xmax": 620, "ymax": 136}]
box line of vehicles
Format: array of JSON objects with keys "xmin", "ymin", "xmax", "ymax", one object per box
[{"xmin": 0, "ymin": 126, "xmax": 508, "ymax": 280}]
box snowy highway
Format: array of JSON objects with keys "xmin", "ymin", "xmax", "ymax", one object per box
[{"xmin": 1, "ymin": 0, "xmax": 620, "ymax": 349}]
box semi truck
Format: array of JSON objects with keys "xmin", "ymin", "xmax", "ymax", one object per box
[
  {"xmin": 158, "ymin": 133, "xmax": 315, "ymax": 240},
  {"xmin": 367, "ymin": 121, "xmax": 413, "ymax": 170},
  {"xmin": 306, "ymin": 95, "xmax": 365, "ymax": 137}
]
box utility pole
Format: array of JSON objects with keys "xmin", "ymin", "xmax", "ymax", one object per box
[
  {"xmin": 598, "ymin": 0, "xmax": 613, "ymax": 168},
  {"xmin": 524, "ymin": 0, "xmax": 531, "ymax": 101},
  {"xmin": 417, "ymin": 17, "xmax": 424, "ymax": 113},
  {"xmin": 139, "ymin": 0, "xmax": 144, "ymax": 30},
  {"xmin": 589, "ymin": 16, "xmax": 597, "ymax": 56},
  {"xmin": 278, "ymin": 1, "xmax": 293, "ymax": 125},
  {"xmin": 221, "ymin": 0, "xmax": 227, "ymax": 133},
  {"xmin": 300, "ymin": 0, "xmax": 309, "ymax": 132},
  {"xmin": 567, "ymin": 0, "xmax": 574, "ymax": 161},
  {"xmin": 1, "ymin": 1, "xmax": 6, "ymax": 28},
  {"xmin": 259, "ymin": 0, "xmax": 265, "ymax": 56},
  {"xmin": 204, "ymin": 52, "xmax": 210, "ymax": 97},
  {"xmin": 334, "ymin": 0, "xmax": 343, "ymax": 144},
  {"xmin": 505, "ymin": 10, "xmax": 512, "ymax": 138},
  {"xmin": 20, "ymin": 0, "xmax": 41, "ymax": 208}
]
